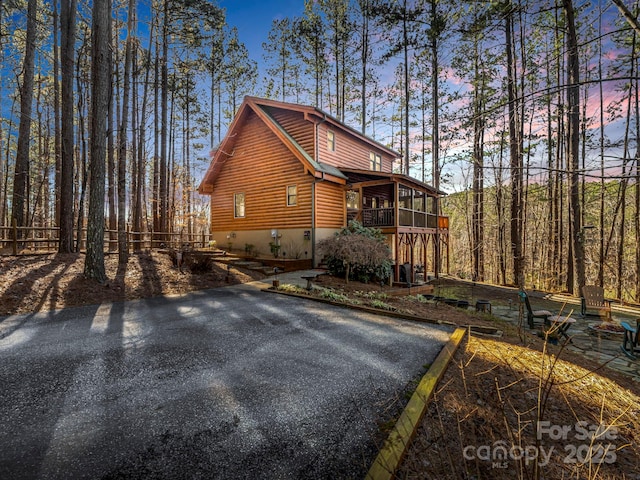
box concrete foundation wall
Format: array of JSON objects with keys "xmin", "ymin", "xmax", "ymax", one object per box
[{"xmin": 212, "ymin": 227, "xmax": 341, "ymax": 267}]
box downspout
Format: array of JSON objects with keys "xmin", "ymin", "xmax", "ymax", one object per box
[{"xmin": 312, "ymin": 114, "xmax": 328, "ymax": 267}]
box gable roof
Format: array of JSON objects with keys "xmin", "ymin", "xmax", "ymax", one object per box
[
  {"xmin": 255, "ymin": 103, "xmax": 347, "ymax": 181},
  {"xmin": 198, "ymin": 96, "xmax": 399, "ymax": 193}
]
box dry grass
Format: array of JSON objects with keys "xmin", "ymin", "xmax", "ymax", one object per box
[{"xmin": 398, "ymin": 334, "xmax": 640, "ymax": 479}]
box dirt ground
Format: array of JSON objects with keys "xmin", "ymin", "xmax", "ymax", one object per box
[
  {"xmin": 310, "ymin": 274, "xmax": 520, "ymax": 328},
  {"xmin": 1, "ymin": 254, "xmax": 639, "ymax": 478},
  {"xmin": 0, "ymin": 251, "xmax": 264, "ymax": 316}
]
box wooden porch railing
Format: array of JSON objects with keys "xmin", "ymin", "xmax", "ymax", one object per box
[
  {"xmin": 362, "ymin": 208, "xmax": 395, "ymax": 227},
  {"xmin": 362, "ymin": 208, "xmax": 449, "ymax": 230}
]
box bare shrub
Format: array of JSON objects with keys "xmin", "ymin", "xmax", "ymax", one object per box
[{"xmin": 317, "ymin": 221, "xmax": 392, "ymax": 283}]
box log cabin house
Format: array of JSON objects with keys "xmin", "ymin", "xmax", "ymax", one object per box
[{"xmin": 198, "ymin": 96, "xmax": 449, "ymax": 283}]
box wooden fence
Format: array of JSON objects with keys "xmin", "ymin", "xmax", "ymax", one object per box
[{"xmin": 0, "ymin": 222, "xmax": 211, "ymax": 255}]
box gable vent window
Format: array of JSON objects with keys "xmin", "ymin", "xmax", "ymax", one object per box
[
  {"xmin": 327, "ymin": 131, "xmax": 336, "ymax": 151},
  {"xmin": 234, "ymin": 192, "xmax": 245, "ymax": 218},
  {"xmin": 287, "ymin": 185, "xmax": 297, "ymax": 206},
  {"xmin": 370, "ymin": 151, "xmax": 382, "ymax": 171}
]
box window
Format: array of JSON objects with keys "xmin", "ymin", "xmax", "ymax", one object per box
[
  {"xmin": 234, "ymin": 193, "xmax": 245, "ymax": 218},
  {"xmin": 327, "ymin": 131, "xmax": 335, "ymax": 151},
  {"xmin": 287, "ymin": 185, "xmax": 297, "ymax": 206},
  {"xmin": 370, "ymin": 151, "xmax": 381, "ymax": 171}
]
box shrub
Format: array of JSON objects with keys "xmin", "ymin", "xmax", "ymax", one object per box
[
  {"xmin": 318, "ymin": 220, "xmax": 392, "ymax": 283},
  {"xmin": 282, "ymin": 240, "xmax": 305, "ymax": 259},
  {"xmin": 185, "ymin": 254, "xmax": 214, "ymax": 273},
  {"xmin": 318, "ymin": 288, "xmax": 350, "ymax": 303},
  {"xmin": 269, "ymin": 241, "xmax": 281, "ymax": 258},
  {"xmin": 276, "ymin": 283, "xmax": 306, "ymax": 294},
  {"xmin": 370, "ymin": 299, "xmax": 395, "ymax": 311}
]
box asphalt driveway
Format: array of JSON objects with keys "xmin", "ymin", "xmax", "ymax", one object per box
[{"xmin": 0, "ymin": 283, "xmax": 453, "ymax": 479}]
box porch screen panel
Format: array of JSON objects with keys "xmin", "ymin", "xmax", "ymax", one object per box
[
  {"xmin": 398, "ymin": 185, "xmax": 412, "ymax": 209},
  {"xmin": 414, "ymin": 190, "xmax": 426, "ymax": 227},
  {"xmin": 399, "ymin": 185, "xmax": 413, "ymax": 226}
]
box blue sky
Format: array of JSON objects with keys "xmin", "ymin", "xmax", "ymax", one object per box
[{"xmin": 219, "ymin": 0, "xmax": 305, "ymax": 65}]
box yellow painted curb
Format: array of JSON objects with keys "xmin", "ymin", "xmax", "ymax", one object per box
[{"xmin": 366, "ymin": 327, "xmax": 467, "ymax": 480}]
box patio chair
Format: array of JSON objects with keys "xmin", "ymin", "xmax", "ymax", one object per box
[
  {"xmin": 621, "ymin": 319, "xmax": 640, "ymax": 359},
  {"xmin": 518, "ymin": 290, "xmax": 554, "ymax": 329},
  {"xmin": 581, "ymin": 285, "xmax": 613, "ymax": 320}
]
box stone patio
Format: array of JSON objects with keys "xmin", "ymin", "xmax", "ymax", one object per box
[{"xmin": 491, "ymin": 302, "xmax": 640, "ymax": 381}]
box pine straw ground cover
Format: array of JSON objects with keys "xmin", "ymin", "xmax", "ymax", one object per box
[
  {"xmin": 275, "ymin": 277, "xmax": 640, "ymax": 479},
  {"xmin": 0, "ymin": 251, "xmax": 264, "ymax": 316},
  {"xmin": 398, "ymin": 334, "xmax": 640, "ymax": 479}
]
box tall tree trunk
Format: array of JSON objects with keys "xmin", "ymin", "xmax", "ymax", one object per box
[
  {"xmin": 135, "ymin": 21, "xmax": 155, "ymax": 250},
  {"xmin": 160, "ymin": 0, "xmax": 170, "ymax": 239},
  {"xmin": 471, "ymin": 35, "xmax": 484, "ymax": 282},
  {"xmin": 169, "ymin": 88, "xmax": 176, "ymax": 234},
  {"xmin": 13, "ymin": 0, "xmax": 38, "ymax": 241},
  {"xmin": 563, "ymin": 0, "xmax": 585, "ymax": 295},
  {"xmin": 1, "ymin": 100, "xmax": 17, "ymax": 231},
  {"xmin": 359, "ymin": 0, "xmax": 369, "ymax": 134},
  {"xmin": 629, "ymin": 27, "xmax": 638, "ymax": 303},
  {"xmin": 53, "ymin": 0, "xmax": 62, "ymax": 231},
  {"xmin": 543, "ymin": 39, "xmax": 553, "ymax": 290},
  {"xmin": 117, "ymin": 0, "xmax": 135, "ymax": 264},
  {"xmin": 614, "ymin": 32, "xmax": 636, "ymax": 300},
  {"xmin": 59, "ymin": 0, "xmax": 77, "ymax": 253},
  {"xmin": 107, "ymin": 16, "xmax": 116, "ymax": 252},
  {"xmin": 598, "ymin": 3, "xmax": 606, "ymax": 287},
  {"xmin": 506, "ymin": 6, "xmax": 523, "ymax": 288},
  {"xmin": 185, "ymin": 79, "xmax": 192, "ymax": 237},
  {"xmin": 402, "ymin": 0, "xmax": 410, "ymax": 175},
  {"xmin": 75, "ymin": 43, "xmax": 88, "ymax": 252},
  {"xmin": 430, "ymin": 0, "xmax": 441, "ymax": 278},
  {"xmin": 496, "ymin": 128, "xmax": 507, "ymax": 285},
  {"xmin": 153, "ymin": 38, "xmax": 160, "ymax": 239},
  {"xmin": 85, "ymin": 0, "xmax": 111, "ymax": 283},
  {"xmin": 131, "ymin": 41, "xmax": 140, "ymax": 251},
  {"xmin": 0, "ymin": 0, "xmax": 5, "ymax": 228}
]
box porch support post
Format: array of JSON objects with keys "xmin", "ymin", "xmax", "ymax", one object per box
[
  {"xmin": 394, "ymin": 183, "xmax": 400, "ymax": 283},
  {"xmin": 409, "ymin": 232, "xmax": 418, "ymax": 283},
  {"xmin": 422, "ymin": 233, "xmax": 427, "ymax": 280},
  {"xmin": 446, "ymin": 233, "xmax": 450, "ymax": 274},
  {"xmin": 394, "ymin": 231, "xmax": 400, "ymax": 283}
]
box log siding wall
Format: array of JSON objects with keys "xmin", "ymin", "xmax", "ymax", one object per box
[
  {"xmin": 210, "ymin": 110, "xmax": 313, "ymax": 231},
  {"xmin": 316, "ymin": 122, "xmax": 394, "ymax": 172},
  {"xmin": 264, "ymin": 107, "xmax": 316, "ymax": 160},
  {"xmin": 316, "ymin": 181, "xmax": 345, "ymax": 228}
]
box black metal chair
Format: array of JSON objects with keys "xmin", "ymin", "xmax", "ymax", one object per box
[{"xmin": 518, "ymin": 290, "xmax": 554, "ymax": 329}]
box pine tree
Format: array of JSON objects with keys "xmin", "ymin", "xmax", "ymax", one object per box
[{"xmin": 85, "ymin": 0, "xmax": 111, "ymax": 283}]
